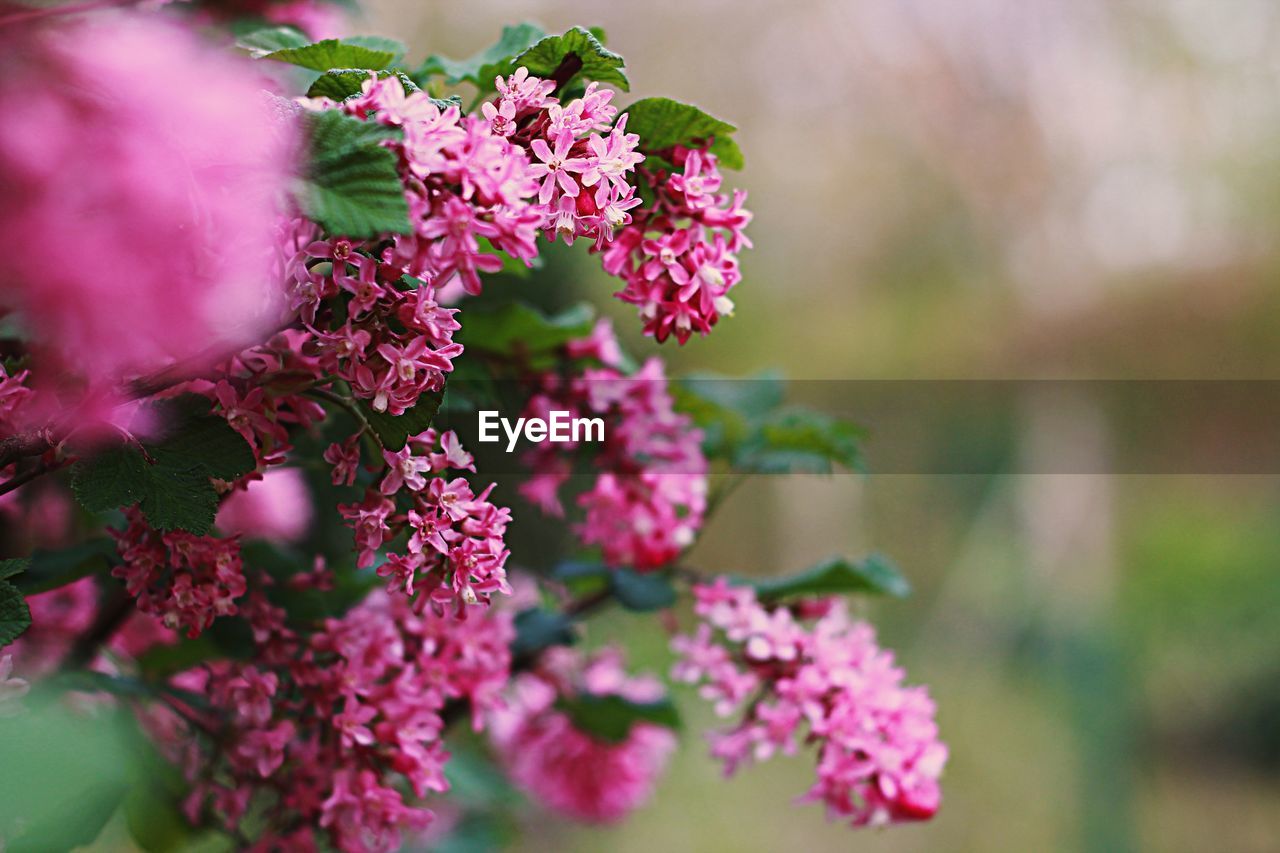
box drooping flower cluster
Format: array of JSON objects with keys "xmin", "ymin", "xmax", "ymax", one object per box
[
  {"xmin": 0, "ymin": 15, "xmax": 295, "ymax": 410},
  {"xmin": 602, "ymin": 146, "xmax": 752, "ymax": 343},
  {"xmin": 169, "ymin": 590, "xmax": 513, "ymax": 852},
  {"xmin": 111, "ymin": 509, "xmax": 248, "ymax": 638},
  {"xmin": 672, "ymin": 579, "xmax": 947, "ymax": 827},
  {"xmin": 284, "ymin": 74, "xmax": 544, "ymax": 419},
  {"xmin": 488, "ymin": 647, "xmax": 676, "ymax": 823},
  {"xmin": 335, "ymin": 429, "xmax": 512, "ymax": 615},
  {"xmin": 486, "ymin": 68, "xmax": 645, "ymax": 248},
  {"xmin": 519, "ymin": 320, "xmax": 707, "ymax": 569}
]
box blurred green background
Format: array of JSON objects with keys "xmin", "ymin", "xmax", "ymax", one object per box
[{"xmin": 354, "ymin": 1, "xmax": 1280, "ymax": 851}]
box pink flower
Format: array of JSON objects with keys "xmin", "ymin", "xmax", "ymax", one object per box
[
  {"xmin": 0, "ymin": 15, "xmax": 295, "ymax": 407},
  {"xmin": 324, "ymin": 436, "xmax": 362, "ymax": 487},
  {"xmin": 217, "ymin": 467, "xmax": 313, "ymax": 543},
  {"xmin": 673, "ymin": 583, "xmax": 947, "ymax": 827},
  {"xmin": 111, "ymin": 510, "xmax": 248, "ymax": 637},
  {"xmin": 489, "ymin": 648, "xmax": 675, "ymax": 823},
  {"xmin": 494, "ymin": 67, "xmax": 556, "ymax": 113},
  {"xmin": 529, "ymin": 131, "xmax": 587, "ymax": 205},
  {"xmin": 380, "ymin": 445, "xmax": 432, "ymax": 495},
  {"xmin": 481, "ymin": 98, "xmax": 517, "ymax": 137}
]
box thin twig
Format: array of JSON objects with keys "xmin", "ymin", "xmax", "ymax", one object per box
[{"xmin": 0, "ymin": 456, "xmax": 69, "ymax": 498}]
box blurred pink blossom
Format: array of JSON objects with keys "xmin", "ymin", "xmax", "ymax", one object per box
[
  {"xmin": 0, "ymin": 14, "xmax": 296, "ymax": 410},
  {"xmin": 217, "ymin": 466, "xmax": 313, "ymax": 543}
]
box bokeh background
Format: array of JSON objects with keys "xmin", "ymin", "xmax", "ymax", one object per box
[{"xmin": 353, "ymin": 1, "xmax": 1280, "ymax": 851}]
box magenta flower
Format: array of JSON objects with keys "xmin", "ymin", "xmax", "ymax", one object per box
[
  {"xmin": 380, "ymin": 445, "xmax": 432, "ymax": 495},
  {"xmin": 528, "ymin": 131, "xmax": 588, "ymax": 205},
  {"xmin": 0, "ymin": 15, "xmax": 295, "ymax": 407}
]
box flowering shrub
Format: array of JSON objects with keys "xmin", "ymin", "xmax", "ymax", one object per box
[{"xmin": 0, "ymin": 5, "xmax": 943, "ymax": 851}]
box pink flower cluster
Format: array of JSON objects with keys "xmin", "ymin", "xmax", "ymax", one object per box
[
  {"xmin": 0, "ymin": 364, "xmax": 32, "ymax": 435},
  {"xmin": 0, "ymin": 15, "xmax": 295, "ymax": 406},
  {"xmin": 488, "ymin": 647, "xmax": 676, "ymax": 823},
  {"xmin": 111, "ymin": 509, "xmax": 248, "ymax": 638},
  {"xmin": 602, "ymin": 147, "xmax": 752, "ymax": 343},
  {"xmin": 170, "ymin": 591, "xmax": 514, "ymax": 852},
  {"xmin": 195, "ymin": 328, "xmax": 329, "ymax": 468},
  {"xmin": 672, "ymin": 579, "xmax": 947, "ymax": 827},
  {"xmin": 519, "ymin": 321, "xmax": 708, "ymax": 569},
  {"xmin": 486, "ymin": 69, "xmax": 645, "ymax": 248},
  {"xmin": 336, "ymin": 429, "xmax": 512, "ymax": 615}
]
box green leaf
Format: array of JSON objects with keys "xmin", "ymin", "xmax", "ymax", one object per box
[
  {"xmin": 559, "ymin": 693, "xmax": 680, "ymax": 743},
  {"xmin": 0, "ymin": 557, "xmax": 28, "ymax": 581},
  {"xmin": 0, "ymin": 691, "xmax": 132, "ymax": 851},
  {"xmin": 13, "ymin": 539, "xmax": 115, "ymax": 595},
  {"xmin": 511, "ymin": 607, "xmax": 577, "ymax": 659},
  {"xmin": 552, "ymin": 560, "xmax": 610, "ymax": 597},
  {"xmin": 0, "ymin": 579, "xmax": 31, "ymax": 648},
  {"xmin": 341, "ymin": 35, "xmax": 408, "ymax": 65},
  {"xmin": 308, "ymin": 69, "xmax": 419, "ymax": 101},
  {"xmin": 358, "ymin": 387, "xmax": 445, "ymax": 450},
  {"xmin": 739, "ymin": 408, "xmax": 867, "ymax": 474},
  {"xmin": 236, "ymin": 25, "xmax": 310, "ymax": 53},
  {"xmin": 455, "ymin": 302, "xmax": 595, "ymax": 355},
  {"xmin": 150, "ymin": 396, "xmax": 256, "ymax": 481},
  {"xmin": 610, "ymin": 568, "xmax": 676, "ymax": 612},
  {"xmin": 300, "ymin": 109, "xmax": 411, "ymax": 239},
  {"xmin": 751, "ymin": 554, "xmax": 911, "ymax": 602},
  {"xmin": 254, "ymin": 38, "xmax": 400, "ymax": 73},
  {"xmin": 70, "ymin": 446, "xmax": 147, "ymax": 512},
  {"xmin": 709, "ymin": 135, "xmax": 745, "ymax": 170},
  {"xmin": 674, "ymin": 370, "xmax": 785, "ymax": 460},
  {"xmin": 137, "ymin": 634, "xmax": 222, "ymax": 679},
  {"xmin": 418, "ymin": 22, "xmax": 547, "ymax": 88},
  {"xmin": 678, "ymin": 371, "xmax": 785, "ymax": 419},
  {"xmin": 70, "ymin": 395, "xmax": 257, "ymax": 535},
  {"xmin": 513, "ymin": 27, "xmax": 629, "ymax": 91},
  {"xmin": 621, "ymin": 97, "xmax": 739, "ymax": 166}
]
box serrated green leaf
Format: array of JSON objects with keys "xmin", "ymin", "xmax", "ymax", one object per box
[
  {"xmin": 307, "ymin": 69, "xmax": 418, "ymax": 101},
  {"xmin": 358, "ymin": 387, "xmax": 444, "ymax": 450},
  {"xmin": 751, "ymin": 554, "xmax": 911, "ymax": 602},
  {"xmin": 341, "ymin": 35, "xmax": 407, "ymax": 65},
  {"xmin": 71, "ymin": 447, "xmax": 148, "ymax": 512},
  {"xmin": 739, "ymin": 408, "xmax": 867, "ymax": 474},
  {"xmin": 236, "ymin": 25, "xmax": 310, "ymax": 53},
  {"xmin": 513, "ymin": 26, "xmax": 629, "ymax": 91},
  {"xmin": 708, "ymin": 135, "xmax": 745, "ymax": 170},
  {"xmin": 417, "ymin": 22, "xmax": 547, "ymax": 88},
  {"xmin": 559, "ymin": 693, "xmax": 680, "ymax": 743},
  {"xmin": 70, "ymin": 397, "xmax": 256, "ymax": 535},
  {"xmin": 0, "ymin": 580, "xmax": 31, "ymax": 648},
  {"xmin": 622, "ymin": 96, "xmax": 736, "ymax": 151},
  {"xmin": 0, "ymin": 557, "xmax": 28, "ymax": 581},
  {"xmin": 300, "ymin": 109, "xmax": 411, "ymax": 239},
  {"xmin": 151, "ymin": 397, "xmax": 256, "ymax": 481},
  {"xmin": 454, "ymin": 302, "xmax": 595, "ymax": 355},
  {"xmin": 257, "ymin": 38, "xmax": 397, "ymax": 73},
  {"xmin": 610, "ymin": 569, "xmax": 676, "ymax": 612},
  {"xmin": 511, "ymin": 607, "xmax": 576, "ymax": 659},
  {"xmin": 137, "ymin": 464, "xmax": 221, "ymax": 535},
  {"xmin": 674, "ymin": 370, "xmax": 785, "ymax": 460}
]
